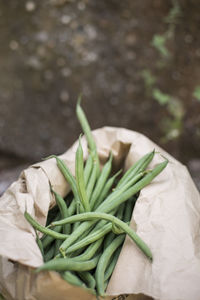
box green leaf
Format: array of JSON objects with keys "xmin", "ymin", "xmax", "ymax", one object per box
[
  {"xmin": 152, "ymin": 88, "xmax": 170, "ymax": 105},
  {"xmin": 151, "ymin": 34, "xmax": 170, "ymax": 58},
  {"xmin": 193, "ymin": 86, "xmax": 200, "ymax": 101},
  {"xmin": 164, "ymin": 1, "xmax": 181, "ymax": 24},
  {"xmin": 141, "ymin": 69, "xmax": 156, "ymax": 88}
]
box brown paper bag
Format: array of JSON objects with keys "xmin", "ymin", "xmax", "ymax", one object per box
[{"xmin": 0, "ymin": 127, "xmax": 200, "ymax": 300}]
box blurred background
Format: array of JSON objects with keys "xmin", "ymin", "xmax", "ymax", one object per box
[{"xmin": 0, "ymin": 0, "xmax": 200, "ymax": 195}]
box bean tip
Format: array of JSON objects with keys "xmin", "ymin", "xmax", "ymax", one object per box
[
  {"xmin": 78, "ymin": 134, "xmax": 83, "ymax": 145},
  {"xmin": 155, "ymin": 151, "xmax": 169, "ymax": 164},
  {"xmin": 115, "ymin": 169, "xmax": 122, "ymax": 177},
  {"xmin": 108, "ymin": 151, "xmax": 113, "ymax": 161},
  {"xmin": 162, "ymin": 158, "xmax": 169, "ymax": 167},
  {"xmin": 50, "ymin": 187, "xmax": 57, "ymax": 197}
]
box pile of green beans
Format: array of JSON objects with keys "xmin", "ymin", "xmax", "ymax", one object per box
[{"xmin": 24, "ymin": 98, "xmax": 168, "ymax": 297}]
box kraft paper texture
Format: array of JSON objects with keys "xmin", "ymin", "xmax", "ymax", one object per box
[{"xmin": 0, "ymin": 127, "xmax": 200, "ymax": 300}]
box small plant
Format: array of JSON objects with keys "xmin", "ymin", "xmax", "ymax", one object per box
[
  {"xmin": 151, "ymin": 34, "xmax": 170, "ymax": 59},
  {"xmin": 151, "ymin": 0, "xmax": 181, "ymax": 63},
  {"xmin": 152, "ymin": 88, "xmax": 170, "ymax": 105},
  {"xmin": 160, "ymin": 97, "xmax": 185, "ymax": 143},
  {"xmin": 164, "ymin": 0, "xmax": 182, "ymax": 25},
  {"xmin": 140, "ymin": 0, "xmax": 185, "ymax": 143},
  {"xmin": 193, "ymin": 86, "xmax": 200, "ymax": 101},
  {"xmin": 141, "ymin": 69, "xmax": 156, "ymax": 89}
]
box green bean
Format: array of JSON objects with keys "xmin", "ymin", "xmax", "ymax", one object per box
[
  {"xmin": 123, "ymin": 197, "xmax": 136, "ymax": 223},
  {"xmin": 88, "ymin": 207, "xmax": 121, "ymax": 252},
  {"xmin": 24, "ymin": 212, "xmax": 69, "ymax": 240},
  {"xmin": 103, "ymin": 204, "xmax": 125, "ymax": 250},
  {"xmin": 57, "ymin": 209, "xmax": 121, "ymax": 256},
  {"xmin": 71, "ymin": 154, "xmax": 95, "ymax": 231},
  {"xmin": 75, "ymin": 207, "xmax": 120, "ymax": 245},
  {"xmin": 94, "ymin": 170, "xmax": 122, "ymax": 210},
  {"xmin": 52, "ymin": 190, "xmax": 69, "ymax": 219},
  {"xmin": 79, "ymin": 271, "xmax": 96, "ymax": 289},
  {"xmin": 95, "ymin": 170, "xmax": 145, "ymax": 215},
  {"xmin": 52, "ymin": 212, "xmax": 152, "ymax": 260},
  {"xmin": 103, "ymin": 231, "xmax": 115, "ymax": 251},
  {"xmin": 71, "ymin": 218, "xmax": 98, "ymax": 246},
  {"xmin": 0, "ymin": 293, "xmax": 5, "ymax": 300},
  {"xmin": 58, "ymin": 159, "xmax": 167, "ymax": 255},
  {"xmin": 104, "ymin": 246, "xmax": 121, "ymax": 282},
  {"xmin": 95, "ymin": 235, "xmax": 125, "ymax": 296},
  {"xmin": 36, "ymin": 254, "xmax": 100, "ymax": 272},
  {"xmin": 47, "ymin": 155, "xmax": 84, "ymax": 213},
  {"xmin": 104, "ymin": 199, "xmax": 134, "ymax": 253},
  {"xmin": 72, "ymin": 221, "xmax": 80, "ymax": 232},
  {"xmin": 45, "ymin": 204, "xmax": 59, "ymax": 226},
  {"xmin": 84, "ymin": 154, "xmax": 93, "ymax": 185},
  {"xmin": 41, "ymin": 225, "xmax": 63, "ymax": 249},
  {"xmin": 90, "ymin": 153, "xmax": 113, "ymax": 210},
  {"xmin": 66, "ymin": 223, "xmax": 112, "ymax": 254},
  {"xmin": 52, "ymin": 190, "xmax": 71, "ymax": 234},
  {"xmin": 76, "ymin": 97, "xmax": 100, "ymax": 177},
  {"xmin": 54, "ymin": 239, "xmax": 63, "ymax": 256},
  {"xmin": 76, "ymin": 137, "xmax": 90, "ymax": 212},
  {"xmin": 86, "ymin": 162, "xmax": 97, "ymax": 201},
  {"xmin": 62, "ymin": 271, "xmax": 86, "ymax": 287},
  {"xmin": 70, "ymin": 205, "xmax": 125, "ymax": 257},
  {"xmin": 72, "ymin": 238, "xmax": 103, "ymax": 262},
  {"xmin": 98, "ymin": 160, "xmax": 168, "ymax": 213},
  {"xmin": 111, "ymin": 223, "xmax": 126, "ymax": 235},
  {"xmin": 117, "ymin": 150, "xmax": 155, "ymax": 187},
  {"xmin": 35, "ymin": 230, "xmax": 44, "ymax": 257},
  {"xmin": 77, "ymin": 170, "xmax": 143, "ymax": 240},
  {"xmin": 64, "ymin": 191, "xmax": 74, "ymax": 206},
  {"xmin": 104, "ymin": 280, "xmax": 109, "ymax": 295},
  {"xmin": 44, "ymin": 244, "xmax": 55, "ymax": 262},
  {"xmin": 116, "ymin": 202, "xmax": 126, "ymax": 220},
  {"xmin": 68, "ymin": 198, "xmax": 76, "ymax": 216}
]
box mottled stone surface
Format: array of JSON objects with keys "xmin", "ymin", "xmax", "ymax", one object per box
[
  {"xmin": 0, "ymin": 0, "xmax": 199, "ymax": 175},
  {"xmin": 0, "ymin": 164, "xmax": 29, "ymax": 196}
]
